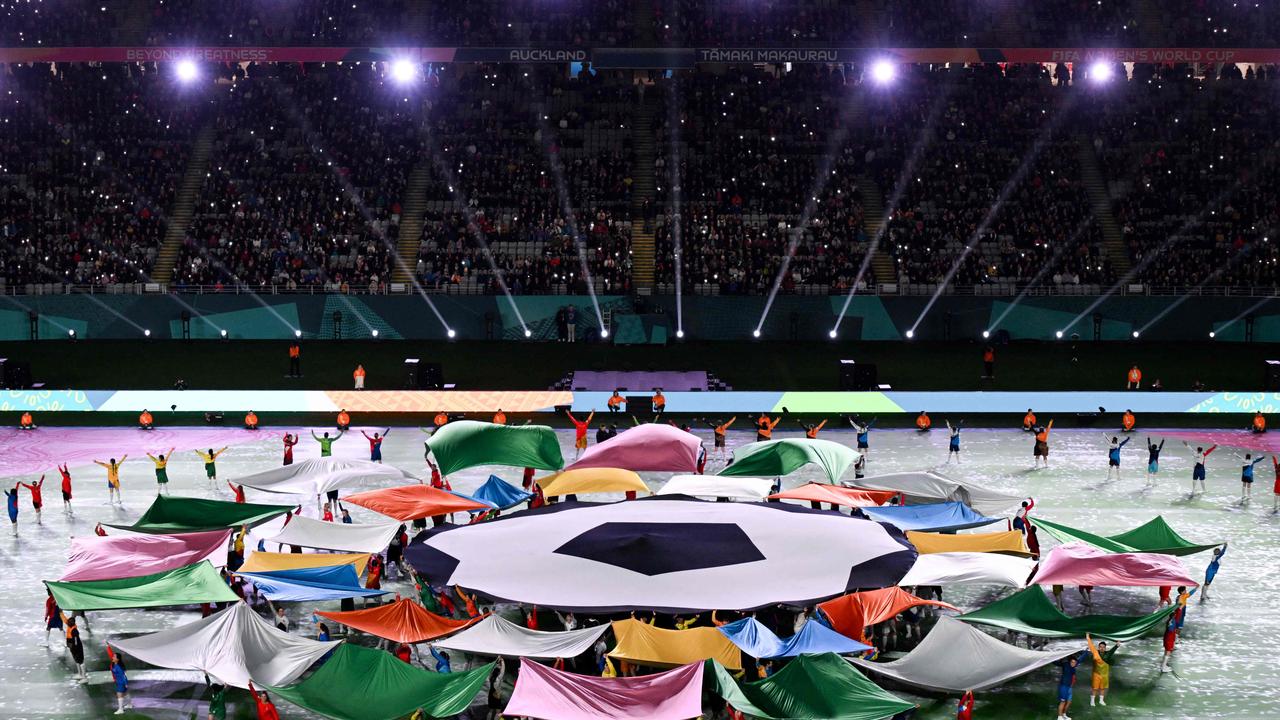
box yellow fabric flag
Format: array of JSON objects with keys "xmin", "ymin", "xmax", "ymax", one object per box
[
  {"xmin": 907, "ymin": 530, "xmax": 1031, "ymax": 556},
  {"xmin": 608, "ymin": 619, "xmax": 742, "ymax": 671},
  {"xmin": 238, "ymin": 551, "xmax": 370, "ymax": 576}
]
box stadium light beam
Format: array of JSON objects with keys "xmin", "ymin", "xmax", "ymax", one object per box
[
  {"xmin": 530, "ymin": 99, "xmax": 606, "ymax": 338},
  {"xmin": 422, "ymin": 133, "xmax": 530, "ymax": 337},
  {"xmin": 666, "ymin": 76, "xmax": 686, "ymax": 339},
  {"xmin": 1136, "ymin": 235, "xmax": 1268, "ymax": 335},
  {"xmin": 987, "ymin": 215, "xmax": 1096, "ymax": 336},
  {"xmin": 909, "ymin": 94, "xmax": 1077, "ymax": 337},
  {"xmin": 1214, "ymin": 296, "xmax": 1275, "ymax": 339},
  {"xmin": 756, "ymin": 78, "xmax": 868, "ymax": 338},
  {"xmin": 1062, "ymin": 179, "xmax": 1250, "ymax": 337},
  {"xmin": 833, "ymin": 89, "xmax": 952, "ymax": 336}
]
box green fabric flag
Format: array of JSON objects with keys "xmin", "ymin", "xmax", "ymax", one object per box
[
  {"xmin": 705, "ymin": 653, "xmax": 915, "ymax": 720},
  {"xmin": 266, "ymin": 644, "xmax": 492, "ymax": 720},
  {"xmin": 426, "ymin": 421, "xmax": 564, "ymax": 476},
  {"xmin": 1035, "ymin": 516, "xmax": 1222, "ymax": 557},
  {"xmin": 108, "ymin": 495, "xmax": 295, "ymax": 534},
  {"xmin": 957, "ymin": 586, "xmax": 1179, "ymax": 642},
  {"xmin": 45, "ymin": 561, "xmax": 239, "ymax": 611},
  {"xmin": 719, "ymin": 438, "xmax": 858, "ymax": 484}
]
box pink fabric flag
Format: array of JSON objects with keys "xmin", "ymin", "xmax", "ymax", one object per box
[
  {"xmin": 1033, "ymin": 542, "xmax": 1198, "ymax": 587},
  {"xmin": 504, "ymin": 659, "xmax": 704, "ymax": 720},
  {"xmin": 568, "ymin": 424, "xmax": 701, "ymax": 472},
  {"xmin": 61, "ymin": 528, "xmax": 233, "ymax": 581}
]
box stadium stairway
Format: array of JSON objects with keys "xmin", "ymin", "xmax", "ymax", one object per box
[
  {"xmin": 631, "ymin": 94, "xmax": 657, "ymax": 292},
  {"xmin": 393, "ymin": 159, "xmax": 432, "ymax": 284},
  {"xmin": 858, "ymin": 173, "xmax": 897, "ymax": 286},
  {"xmin": 151, "ymin": 123, "xmax": 215, "ymax": 284},
  {"xmin": 1075, "ymin": 134, "xmax": 1131, "ymax": 277}
]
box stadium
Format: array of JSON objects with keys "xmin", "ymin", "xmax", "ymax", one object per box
[{"xmin": 2, "ymin": 1, "xmax": 1279, "ymax": 718}]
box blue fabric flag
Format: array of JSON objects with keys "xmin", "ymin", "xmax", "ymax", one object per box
[
  {"xmin": 719, "ymin": 617, "xmax": 872, "ymax": 658},
  {"xmin": 858, "ymin": 501, "xmax": 1001, "ymax": 532},
  {"xmin": 239, "ymin": 565, "xmax": 388, "ymax": 602}
]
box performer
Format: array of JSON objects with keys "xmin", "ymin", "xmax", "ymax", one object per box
[
  {"xmin": 107, "ymin": 644, "xmax": 132, "ymax": 715},
  {"xmin": 566, "ymin": 410, "xmax": 595, "ymax": 459},
  {"xmin": 1183, "ymin": 442, "xmax": 1217, "ymax": 496},
  {"xmin": 195, "ymin": 447, "xmax": 229, "ymax": 481},
  {"xmin": 1240, "ymin": 453, "xmax": 1265, "ymax": 502},
  {"xmin": 19, "ymin": 474, "xmax": 44, "ymax": 524},
  {"xmin": 956, "ymin": 691, "xmax": 974, "ymax": 720},
  {"xmin": 93, "ymin": 456, "xmax": 127, "ymax": 504},
  {"xmin": 1022, "ymin": 409, "xmax": 1036, "ymax": 432},
  {"xmin": 707, "ymin": 417, "xmax": 736, "ymax": 460},
  {"xmin": 244, "ymin": 410, "xmax": 259, "ymax": 429},
  {"xmin": 607, "ymin": 391, "xmax": 624, "ymax": 414},
  {"xmin": 4, "ymin": 484, "xmax": 18, "ymax": 535},
  {"xmin": 1252, "ymin": 411, "xmax": 1267, "ymax": 434},
  {"xmin": 282, "ymin": 433, "xmax": 298, "ymax": 465},
  {"xmin": 312, "ymin": 430, "xmax": 343, "ymax": 458},
  {"xmin": 1086, "ymin": 634, "xmax": 1120, "ymax": 707},
  {"xmin": 336, "ymin": 409, "xmax": 351, "ymax": 430},
  {"xmin": 1033, "ymin": 420, "xmax": 1054, "ymax": 468},
  {"xmin": 361, "ymin": 429, "xmax": 390, "ymax": 462},
  {"xmin": 1201, "ymin": 543, "xmax": 1227, "ymax": 602},
  {"xmin": 1056, "ymin": 653, "xmax": 1082, "ymax": 720},
  {"xmin": 248, "ymin": 681, "xmax": 282, "ymax": 720},
  {"xmin": 1121, "ymin": 409, "xmax": 1136, "ymax": 432},
  {"xmin": 849, "ymin": 417, "xmax": 875, "ymax": 457},
  {"xmin": 756, "ymin": 412, "xmax": 781, "ymax": 441},
  {"xmin": 801, "ymin": 418, "xmax": 827, "ymax": 439},
  {"xmin": 19, "ymin": 411, "xmax": 35, "ymax": 430},
  {"xmin": 945, "ymin": 421, "xmax": 963, "ymax": 464},
  {"xmin": 146, "ymin": 447, "xmax": 176, "ymax": 495},
  {"xmin": 138, "ymin": 408, "xmax": 154, "ymax": 430},
  {"xmin": 915, "ymin": 411, "xmax": 932, "ymax": 432},
  {"xmin": 1104, "ymin": 436, "xmax": 1130, "ymax": 481},
  {"xmin": 1145, "ymin": 437, "xmax": 1165, "ymax": 487},
  {"xmin": 58, "ymin": 463, "xmax": 73, "ymax": 514}
]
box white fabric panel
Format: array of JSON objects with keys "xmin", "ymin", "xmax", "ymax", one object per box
[
  {"xmin": 263, "ymin": 515, "xmax": 402, "ymax": 554},
  {"xmin": 899, "ymin": 552, "xmax": 1037, "ymax": 588},
  {"xmin": 656, "ymin": 475, "xmax": 775, "ymax": 500},
  {"xmin": 414, "ymin": 499, "xmax": 915, "ymax": 612},
  {"xmin": 110, "ymin": 602, "xmax": 341, "ymax": 689},
  {"xmin": 849, "ymin": 471, "xmax": 1022, "ymax": 515},
  {"xmin": 433, "ymin": 615, "xmax": 610, "ymax": 659},
  {"xmin": 850, "ymin": 616, "xmax": 1081, "ymax": 692},
  {"xmin": 232, "ymin": 457, "xmax": 415, "ymax": 495}
]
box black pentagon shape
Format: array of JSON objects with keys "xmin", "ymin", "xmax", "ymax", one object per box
[{"xmin": 554, "ymin": 521, "xmax": 765, "ymax": 576}]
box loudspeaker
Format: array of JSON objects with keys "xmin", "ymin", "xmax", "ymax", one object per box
[
  {"xmin": 839, "ymin": 362, "xmax": 877, "ymax": 391},
  {"xmin": 626, "ymin": 395, "xmax": 654, "ymax": 414}
]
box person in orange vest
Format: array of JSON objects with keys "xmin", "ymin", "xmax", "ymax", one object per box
[
  {"xmin": 756, "ymin": 413, "xmax": 781, "ymax": 441},
  {"xmin": 607, "ymin": 391, "xmax": 625, "ymax": 414},
  {"xmin": 244, "ymin": 410, "xmax": 259, "ymax": 430},
  {"xmin": 1121, "ymin": 409, "xmax": 1136, "ymax": 433},
  {"xmin": 653, "ymin": 390, "xmax": 666, "ymax": 414},
  {"xmin": 288, "ymin": 342, "xmax": 301, "ymax": 378},
  {"xmin": 336, "ymin": 409, "xmax": 351, "ymax": 430},
  {"xmin": 982, "ymin": 345, "xmax": 995, "ymax": 379},
  {"xmin": 353, "ymin": 364, "xmax": 366, "ymax": 390},
  {"xmin": 138, "ymin": 409, "xmax": 154, "ymax": 430},
  {"xmin": 1033, "ymin": 419, "xmax": 1054, "ymax": 468},
  {"xmin": 915, "ymin": 411, "xmax": 931, "ymax": 432},
  {"xmin": 1022, "ymin": 409, "xmax": 1036, "ymax": 432},
  {"xmin": 18, "ymin": 411, "xmax": 35, "ymax": 430},
  {"xmin": 801, "ymin": 418, "xmax": 827, "ymax": 439},
  {"xmin": 1126, "ymin": 365, "xmax": 1142, "ymax": 390},
  {"xmin": 433, "ymin": 411, "xmax": 449, "ymax": 428},
  {"xmin": 492, "ymin": 409, "xmax": 507, "ymax": 425},
  {"xmin": 1251, "ymin": 411, "xmax": 1267, "ymax": 434}
]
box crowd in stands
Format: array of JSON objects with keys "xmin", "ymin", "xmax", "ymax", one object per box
[
  {"xmin": 4, "ymin": 1, "xmax": 1280, "ymax": 46},
  {"xmin": 143, "ymin": 0, "xmax": 629, "ymax": 46},
  {"xmin": 4, "ymin": 56, "xmax": 1280, "ymax": 294},
  {"xmin": 412, "ymin": 65, "xmax": 634, "ymax": 295},
  {"xmin": 0, "ymin": 63, "xmax": 196, "ymax": 288}
]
